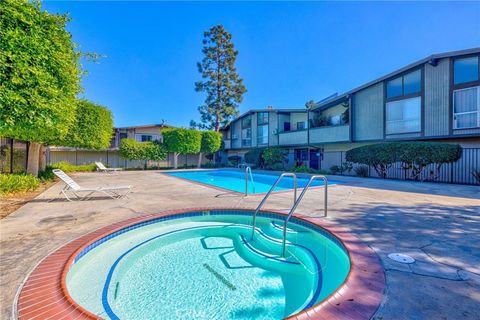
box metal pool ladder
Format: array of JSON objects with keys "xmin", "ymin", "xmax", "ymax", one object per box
[
  {"xmin": 239, "ymin": 165, "xmax": 255, "ymax": 196},
  {"xmin": 281, "ymin": 175, "xmax": 328, "ymax": 257},
  {"xmin": 251, "ymin": 173, "xmax": 298, "ymax": 240}
]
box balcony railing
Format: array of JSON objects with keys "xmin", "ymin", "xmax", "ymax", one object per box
[
  {"xmin": 309, "ymin": 124, "xmax": 350, "ymax": 144},
  {"xmin": 278, "ymin": 130, "xmax": 308, "ymax": 146}
]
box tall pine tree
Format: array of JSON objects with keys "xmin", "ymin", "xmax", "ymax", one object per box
[{"xmin": 193, "ymin": 25, "xmax": 246, "ymax": 131}]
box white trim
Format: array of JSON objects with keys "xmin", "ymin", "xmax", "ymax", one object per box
[{"xmin": 453, "ymin": 86, "xmax": 480, "ymax": 129}]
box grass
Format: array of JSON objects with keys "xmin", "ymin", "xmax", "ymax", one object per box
[{"xmin": 0, "ymin": 173, "xmax": 40, "ymax": 196}]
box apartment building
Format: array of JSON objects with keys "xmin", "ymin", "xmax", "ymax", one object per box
[{"xmin": 222, "ymin": 48, "xmax": 480, "ymax": 170}]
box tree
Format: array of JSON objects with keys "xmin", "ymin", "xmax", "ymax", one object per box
[
  {"xmin": 262, "ymin": 148, "xmax": 287, "ymax": 169},
  {"xmin": 197, "ymin": 131, "xmax": 222, "ymax": 168},
  {"xmin": 58, "ymin": 100, "xmax": 113, "ymax": 150},
  {"xmin": 345, "ymin": 143, "xmax": 398, "ymax": 178},
  {"xmin": 397, "ymin": 142, "xmax": 461, "ymax": 181},
  {"xmin": 0, "ymin": 0, "xmax": 82, "ymax": 176},
  {"xmin": 193, "ymin": 25, "xmax": 246, "ymax": 131},
  {"xmin": 162, "ymin": 128, "xmax": 202, "ymax": 169},
  {"xmin": 119, "ymin": 138, "xmax": 166, "ymax": 169}
]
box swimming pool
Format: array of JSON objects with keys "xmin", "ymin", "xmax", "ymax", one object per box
[
  {"xmin": 165, "ymin": 169, "xmax": 338, "ymax": 194},
  {"xmin": 65, "ymin": 210, "xmax": 350, "ymax": 319}
]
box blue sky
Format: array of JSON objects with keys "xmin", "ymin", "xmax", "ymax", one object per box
[{"xmin": 43, "ymin": 1, "xmax": 480, "ymax": 128}]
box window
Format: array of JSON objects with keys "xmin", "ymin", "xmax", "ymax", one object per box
[
  {"xmin": 296, "ymin": 121, "xmax": 306, "ymax": 130},
  {"xmin": 294, "ymin": 149, "xmax": 308, "ymax": 161},
  {"xmin": 386, "ymin": 77, "xmax": 403, "ymax": 98},
  {"xmin": 453, "ymin": 86, "xmax": 480, "ymax": 129},
  {"xmin": 386, "ymin": 96, "xmax": 421, "ymax": 134},
  {"xmin": 386, "ymin": 69, "xmax": 422, "ymax": 98},
  {"xmin": 257, "ymin": 124, "xmax": 268, "ymax": 145},
  {"xmin": 141, "ymin": 135, "xmax": 152, "ymax": 142},
  {"xmin": 403, "ymin": 69, "xmax": 421, "ymax": 95},
  {"xmin": 231, "ymin": 125, "xmax": 237, "ymax": 139},
  {"xmin": 119, "ymin": 133, "xmax": 128, "ymax": 140},
  {"xmin": 257, "ymin": 112, "xmax": 269, "ymax": 125},
  {"xmin": 242, "ymin": 116, "xmax": 251, "ymax": 128},
  {"xmin": 454, "ymin": 57, "xmax": 479, "ymax": 85},
  {"xmin": 242, "ymin": 128, "xmax": 251, "ymax": 146}
]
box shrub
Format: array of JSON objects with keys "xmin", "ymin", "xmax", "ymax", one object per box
[
  {"xmin": 227, "ymin": 155, "xmax": 242, "ymax": 166},
  {"xmin": 271, "ymin": 163, "xmax": 285, "ymax": 171},
  {"xmin": 398, "ymin": 142, "xmax": 462, "ymax": 181},
  {"xmin": 38, "ymin": 161, "xmax": 97, "ymax": 181},
  {"xmin": 354, "ymin": 165, "xmax": 369, "ymax": 177},
  {"xmin": 346, "ymin": 143, "xmax": 398, "ymax": 178},
  {"xmin": 262, "ymin": 148, "xmax": 287, "ymax": 169},
  {"xmin": 471, "ymin": 170, "xmax": 480, "ymax": 184},
  {"xmin": 244, "ymin": 148, "xmax": 265, "ymax": 168},
  {"xmin": 292, "ymin": 164, "xmax": 312, "ymax": 173},
  {"xmin": 0, "ymin": 173, "xmax": 40, "ymax": 195},
  {"xmin": 330, "ymin": 165, "xmax": 341, "ymax": 175},
  {"xmin": 346, "ymin": 142, "xmax": 462, "ymax": 181}
]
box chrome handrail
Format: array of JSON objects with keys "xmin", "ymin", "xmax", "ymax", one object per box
[
  {"xmin": 281, "ymin": 175, "xmax": 328, "ymax": 257},
  {"xmin": 251, "ymin": 173, "xmax": 297, "ymax": 240},
  {"xmin": 244, "ymin": 166, "xmax": 255, "ymax": 196}
]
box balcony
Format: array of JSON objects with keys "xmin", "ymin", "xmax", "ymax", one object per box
[
  {"xmin": 309, "ymin": 125, "xmax": 350, "ymax": 144},
  {"xmin": 278, "ymin": 130, "xmax": 308, "ymax": 146}
]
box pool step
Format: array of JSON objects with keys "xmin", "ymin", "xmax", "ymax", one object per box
[
  {"xmin": 234, "ymin": 235, "xmax": 304, "ymax": 274},
  {"xmin": 265, "ymin": 221, "xmax": 299, "ymax": 242}
]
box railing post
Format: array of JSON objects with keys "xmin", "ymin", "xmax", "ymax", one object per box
[{"xmin": 281, "ymin": 175, "xmax": 328, "ymax": 257}]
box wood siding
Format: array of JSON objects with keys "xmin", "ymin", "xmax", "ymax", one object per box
[
  {"xmin": 352, "ymin": 83, "xmax": 384, "ymax": 141},
  {"xmin": 424, "ymin": 58, "xmax": 450, "ymax": 136}
]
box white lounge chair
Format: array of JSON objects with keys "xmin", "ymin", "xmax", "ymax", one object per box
[
  {"xmin": 95, "ymin": 161, "xmax": 123, "ymax": 173},
  {"xmin": 52, "ymin": 169, "xmax": 131, "ymax": 201}
]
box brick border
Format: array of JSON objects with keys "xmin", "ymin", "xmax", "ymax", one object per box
[{"xmin": 16, "ymin": 208, "xmax": 385, "ymax": 320}]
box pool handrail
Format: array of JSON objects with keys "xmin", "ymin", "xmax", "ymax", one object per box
[
  {"xmin": 281, "ymin": 175, "xmax": 328, "ymax": 257},
  {"xmin": 244, "ymin": 166, "xmax": 255, "ymax": 196},
  {"xmin": 251, "ymin": 172, "xmax": 297, "ymax": 240}
]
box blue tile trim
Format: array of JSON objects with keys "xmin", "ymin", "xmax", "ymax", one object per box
[{"xmin": 74, "ymin": 209, "xmax": 347, "ymax": 264}]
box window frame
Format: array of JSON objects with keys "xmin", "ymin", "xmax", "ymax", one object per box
[
  {"xmin": 453, "ymin": 85, "xmax": 480, "ymax": 130},
  {"xmin": 386, "ymin": 68, "xmax": 423, "ymax": 102},
  {"xmin": 453, "ymin": 56, "xmax": 480, "ymax": 88},
  {"xmin": 385, "ymin": 96, "xmax": 422, "ymax": 135}
]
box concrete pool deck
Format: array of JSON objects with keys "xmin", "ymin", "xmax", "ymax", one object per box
[{"xmin": 1, "ymin": 170, "xmax": 479, "ymax": 319}]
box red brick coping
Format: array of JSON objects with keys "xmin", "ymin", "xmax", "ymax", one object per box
[{"xmin": 15, "ymin": 208, "xmax": 385, "ymax": 320}]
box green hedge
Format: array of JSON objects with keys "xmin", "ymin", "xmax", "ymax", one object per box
[
  {"xmin": 262, "ymin": 148, "xmax": 287, "ymax": 169},
  {"xmin": 0, "ymin": 173, "xmax": 40, "ymax": 195},
  {"xmin": 39, "ymin": 161, "xmax": 97, "ymax": 180},
  {"xmin": 346, "ymin": 142, "xmax": 462, "ymax": 180},
  {"xmin": 244, "ymin": 148, "xmax": 265, "ymax": 168}
]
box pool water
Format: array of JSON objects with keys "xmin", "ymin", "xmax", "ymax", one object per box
[
  {"xmin": 66, "ymin": 211, "xmax": 350, "ymax": 320},
  {"xmin": 164, "ymin": 170, "xmax": 338, "ymax": 194}
]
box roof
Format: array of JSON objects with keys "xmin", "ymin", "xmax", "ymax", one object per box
[
  {"xmin": 114, "ymin": 123, "xmax": 174, "ymax": 130},
  {"xmin": 312, "ymin": 47, "xmax": 480, "ymax": 111}
]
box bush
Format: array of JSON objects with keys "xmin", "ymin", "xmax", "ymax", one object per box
[
  {"xmin": 346, "ymin": 142, "xmax": 461, "ymax": 180},
  {"xmin": 398, "ymin": 142, "xmax": 462, "ymax": 181},
  {"xmin": 227, "ymin": 155, "xmax": 242, "ymax": 166},
  {"xmin": 330, "ymin": 165, "xmax": 341, "ymax": 175},
  {"xmin": 262, "ymin": 148, "xmax": 287, "ymax": 169},
  {"xmin": 354, "ymin": 165, "xmax": 369, "ymax": 177},
  {"xmin": 38, "ymin": 161, "xmax": 97, "ymax": 181},
  {"xmin": 471, "ymin": 170, "xmax": 480, "ymax": 184},
  {"xmin": 244, "ymin": 148, "xmax": 265, "ymax": 168},
  {"xmin": 0, "ymin": 173, "xmax": 40, "ymax": 195},
  {"xmin": 271, "ymin": 163, "xmax": 285, "ymax": 171},
  {"xmin": 346, "ymin": 143, "xmax": 398, "ymax": 178}
]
